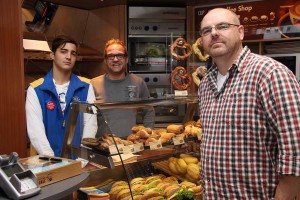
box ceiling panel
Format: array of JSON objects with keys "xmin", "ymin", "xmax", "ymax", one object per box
[{"xmin": 23, "ymin": 0, "xmax": 249, "ymax": 10}]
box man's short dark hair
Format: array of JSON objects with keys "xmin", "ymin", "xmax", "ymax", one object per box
[{"xmin": 52, "ymin": 35, "xmax": 78, "ymax": 53}]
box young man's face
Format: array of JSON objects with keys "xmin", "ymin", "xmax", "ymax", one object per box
[{"xmin": 51, "ymin": 43, "xmax": 77, "ymax": 72}]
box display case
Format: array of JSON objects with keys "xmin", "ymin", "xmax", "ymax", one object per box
[{"xmin": 61, "ymin": 96, "xmax": 203, "ymax": 200}]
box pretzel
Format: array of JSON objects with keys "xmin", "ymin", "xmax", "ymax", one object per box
[
  {"xmin": 192, "ymin": 37, "xmax": 210, "ymax": 61},
  {"xmin": 171, "ymin": 66, "xmax": 192, "ymax": 90},
  {"xmin": 192, "ymin": 66, "xmax": 208, "ymax": 86},
  {"xmin": 170, "ymin": 38, "xmax": 192, "ymax": 60}
]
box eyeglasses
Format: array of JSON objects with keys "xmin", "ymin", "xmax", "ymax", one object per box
[
  {"xmin": 200, "ymin": 22, "xmax": 240, "ymax": 36},
  {"xmin": 105, "ymin": 53, "xmax": 127, "ymax": 60}
]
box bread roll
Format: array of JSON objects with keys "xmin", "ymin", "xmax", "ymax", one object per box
[
  {"xmin": 175, "ymin": 158, "xmax": 188, "ymax": 174},
  {"xmin": 116, "ymin": 188, "xmax": 131, "ymax": 200},
  {"xmin": 135, "ymin": 184, "xmax": 148, "ymax": 193},
  {"xmin": 130, "ymin": 177, "xmax": 145, "ymax": 186},
  {"xmin": 136, "ymin": 129, "xmax": 150, "ymax": 139},
  {"xmin": 145, "ymin": 175, "xmax": 162, "ymax": 184},
  {"xmin": 127, "ymin": 133, "xmax": 140, "ymax": 142},
  {"xmin": 184, "ymin": 125, "xmax": 193, "ymax": 134},
  {"xmin": 188, "ymin": 185, "xmax": 203, "ymax": 194},
  {"xmin": 131, "ymin": 184, "xmax": 143, "ymax": 192},
  {"xmin": 184, "ymin": 121, "xmax": 195, "ymax": 127},
  {"xmin": 132, "ymin": 194, "xmax": 143, "ymax": 200},
  {"xmin": 146, "ymin": 196, "xmax": 164, "ymax": 200},
  {"xmin": 169, "ymin": 159, "xmax": 180, "ymax": 174},
  {"xmin": 143, "ymin": 127, "xmax": 152, "ymax": 134},
  {"xmin": 121, "ymin": 140, "xmax": 134, "ymax": 146},
  {"xmin": 164, "ymin": 185, "xmax": 181, "ymax": 198},
  {"xmin": 82, "ymin": 137, "xmax": 99, "ymax": 146},
  {"xmin": 167, "ymin": 124, "xmax": 184, "ymax": 134},
  {"xmin": 180, "ymin": 180, "xmax": 196, "ymax": 189},
  {"xmin": 141, "ymin": 188, "xmax": 163, "ymax": 200},
  {"xmin": 182, "ymin": 156, "xmax": 199, "ymax": 164},
  {"xmin": 160, "ymin": 132, "xmax": 175, "ymax": 143},
  {"xmin": 132, "ymin": 125, "xmax": 145, "ymax": 133},
  {"xmin": 186, "ymin": 163, "xmax": 201, "ymax": 180},
  {"xmin": 156, "ymin": 182, "xmax": 172, "ymax": 190},
  {"xmin": 195, "ymin": 119, "xmax": 202, "ymax": 128},
  {"xmin": 109, "ymin": 185, "xmax": 129, "ymax": 200},
  {"xmin": 163, "ymin": 176, "xmax": 178, "ymax": 184},
  {"xmin": 145, "ymin": 137, "xmax": 158, "ymax": 146}
]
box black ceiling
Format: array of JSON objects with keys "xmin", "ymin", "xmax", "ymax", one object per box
[{"xmin": 23, "ymin": 0, "xmax": 249, "ymax": 10}]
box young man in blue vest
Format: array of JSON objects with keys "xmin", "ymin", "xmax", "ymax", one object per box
[{"xmin": 26, "ymin": 35, "xmax": 97, "ymax": 157}]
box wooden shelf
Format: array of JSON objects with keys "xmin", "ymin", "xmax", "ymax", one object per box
[
  {"xmin": 24, "ymin": 51, "xmax": 103, "ymax": 61},
  {"xmin": 243, "ymin": 37, "xmax": 300, "ymax": 55},
  {"xmin": 23, "ymin": 32, "xmax": 103, "ymax": 61}
]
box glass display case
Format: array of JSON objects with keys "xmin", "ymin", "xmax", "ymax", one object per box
[{"xmin": 60, "ymin": 97, "xmax": 203, "ymax": 200}]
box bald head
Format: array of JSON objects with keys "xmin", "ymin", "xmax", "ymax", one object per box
[{"xmin": 201, "ymin": 8, "xmax": 240, "ymax": 29}]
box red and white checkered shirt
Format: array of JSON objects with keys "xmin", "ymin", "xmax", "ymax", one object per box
[{"xmin": 199, "ymin": 46, "xmax": 300, "ymax": 199}]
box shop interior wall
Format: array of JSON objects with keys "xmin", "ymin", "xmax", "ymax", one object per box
[
  {"xmin": 0, "ymin": 0, "xmax": 27, "ymax": 157},
  {"xmin": 23, "ymin": 4, "xmax": 126, "ymax": 87}
]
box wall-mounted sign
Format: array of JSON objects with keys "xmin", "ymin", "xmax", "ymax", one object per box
[{"xmin": 195, "ymin": 0, "xmax": 300, "ymax": 40}]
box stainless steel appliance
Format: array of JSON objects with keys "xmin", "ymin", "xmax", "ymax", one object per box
[
  {"xmin": 128, "ymin": 7, "xmax": 187, "ymax": 124},
  {"xmin": 128, "ymin": 7, "xmax": 186, "ymax": 73}
]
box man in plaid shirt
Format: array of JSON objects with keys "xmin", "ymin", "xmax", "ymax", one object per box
[{"xmin": 198, "ymin": 8, "xmax": 300, "ymax": 199}]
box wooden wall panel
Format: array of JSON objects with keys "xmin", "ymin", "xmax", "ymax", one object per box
[
  {"xmin": 46, "ymin": 5, "xmax": 89, "ymax": 43},
  {"xmin": 83, "ymin": 5, "xmax": 127, "ymax": 53},
  {"xmin": 82, "ymin": 5, "xmax": 126, "ymax": 77},
  {"xmin": 0, "ymin": 0, "xmax": 27, "ymax": 157}
]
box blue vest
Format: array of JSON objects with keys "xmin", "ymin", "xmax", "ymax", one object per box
[{"xmin": 31, "ymin": 69, "xmax": 90, "ymax": 157}]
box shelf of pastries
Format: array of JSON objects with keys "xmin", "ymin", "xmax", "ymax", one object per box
[{"xmin": 81, "ymin": 118, "xmax": 202, "ymax": 166}]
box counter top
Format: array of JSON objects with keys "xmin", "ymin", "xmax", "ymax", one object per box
[{"xmin": 0, "ymin": 172, "xmax": 89, "ymax": 200}]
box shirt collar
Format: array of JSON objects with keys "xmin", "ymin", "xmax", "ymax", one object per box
[
  {"xmin": 234, "ymin": 46, "xmax": 251, "ymax": 73},
  {"xmin": 209, "ymin": 46, "xmax": 251, "ymax": 75}
]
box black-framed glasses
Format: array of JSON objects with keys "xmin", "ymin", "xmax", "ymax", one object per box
[
  {"xmin": 200, "ymin": 22, "xmax": 240, "ymax": 36},
  {"xmin": 105, "ymin": 53, "xmax": 127, "ymax": 60}
]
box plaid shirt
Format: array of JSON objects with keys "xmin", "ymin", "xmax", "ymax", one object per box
[{"xmin": 199, "ymin": 46, "xmax": 300, "ymax": 199}]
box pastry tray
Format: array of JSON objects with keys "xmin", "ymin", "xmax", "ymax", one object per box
[{"xmin": 152, "ymin": 160, "xmax": 187, "ymax": 182}]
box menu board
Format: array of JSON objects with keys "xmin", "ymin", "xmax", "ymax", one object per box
[{"xmin": 195, "ymin": 0, "xmax": 300, "ymax": 40}]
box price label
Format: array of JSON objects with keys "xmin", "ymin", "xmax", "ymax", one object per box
[
  {"xmin": 174, "ymin": 90, "xmax": 188, "ymax": 96},
  {"xmin": 133, "ymin": 143, "xmax": 144, "ymax": 152},
  {"xmin": 109, "ymin": 144, "xmax": 124, "ymax": 154},
  {"xmin": 149, "ymin": 140, "xmax": 162, "ymax": 150},
  {"xmin": 173, "ymin": 136, "xmax": 185, "ymax": 145},
  {"xmin": 123, "ymin": 145, "xmax": 134, "ymax": 154}
]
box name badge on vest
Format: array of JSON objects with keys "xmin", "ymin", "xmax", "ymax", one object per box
[{"xmin": 47, "ymin": 101, "xmax": 55, "ymax": 110}]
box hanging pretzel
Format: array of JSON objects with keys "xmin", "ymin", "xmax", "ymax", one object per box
[
  {"xmin": 171, "ymin": 66, "xmax": 192, "ymax": 90},
  {"xmin": 170, "ymin": 38, "xmax": 193, "ymax": 61},
  {"xmin": 192, "ymin": 37, "xmax": 210, "ymax": 61},
  {"xmin": 192, "ymin": 66, "xmax": 208, "ymax": 86}
]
